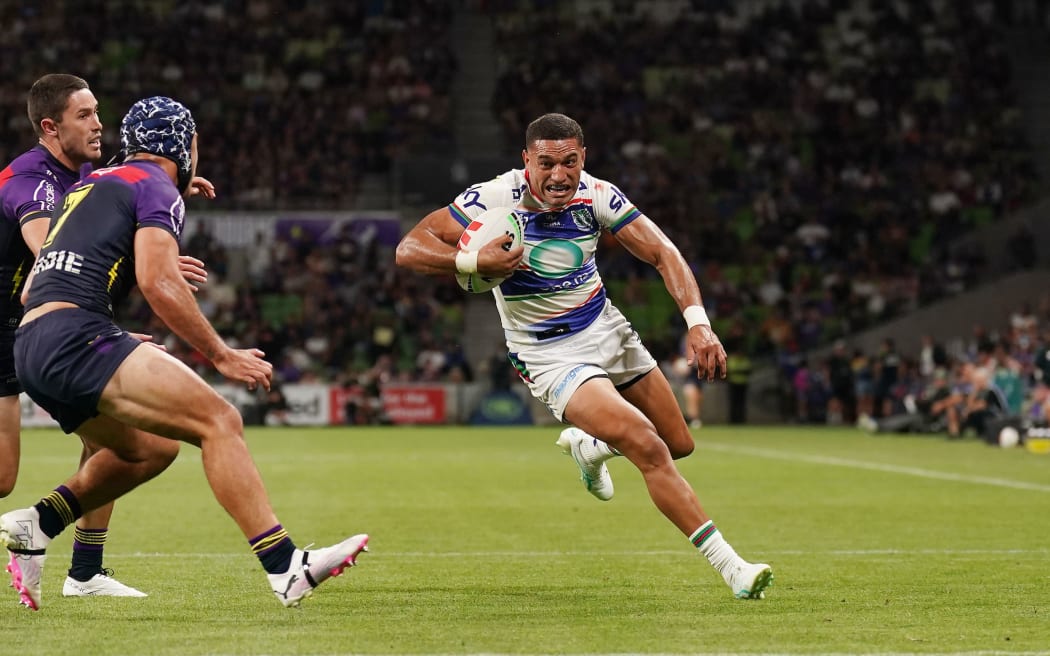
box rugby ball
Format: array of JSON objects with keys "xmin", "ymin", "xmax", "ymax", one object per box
[{"xmin": 455, "ymin": 206, "xmax": 523, "ymax": 293}]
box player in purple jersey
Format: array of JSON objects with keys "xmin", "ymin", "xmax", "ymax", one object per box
[
  {"xmin": 0, "ymin": 74, "xmax": 157, "ymax": 600},
  {"xmin": 397, "ymin": 113, "xmax": 772, "ymax": 600},
  {"xmin": 0, "ymin": 96, "xmax": 368, "ymax": 611},
  {"xmin": 0, "ymin": 74, "xmax": 213, "ymax": 603}
]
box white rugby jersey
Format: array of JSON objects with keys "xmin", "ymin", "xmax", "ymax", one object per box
[{"xmin": 448, "ymin": 168, "xmax": 642, "ymax": 343}]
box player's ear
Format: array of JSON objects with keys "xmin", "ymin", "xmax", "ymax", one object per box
[
  {"xmin": 40, "ymin": 118, "xmax": 58, "ymax": 137},
  {"xmin": 521, "ymin": 148, "xmax": 528, "ymax": 167}
]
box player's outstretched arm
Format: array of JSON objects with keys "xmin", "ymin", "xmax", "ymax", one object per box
[
  {"xmin": 135, "ymin": 226, "xmax": 272, "ymax": 391},
  {"xmin": 615, "ymin": 215, "xmax": 726, "ymax": 381},
  {"xmin": 396, "ymin": 207, "xmax": 522, "ymax": 278}
]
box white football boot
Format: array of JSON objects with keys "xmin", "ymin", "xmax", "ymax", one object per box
[
  {"xmin": 556, "ymin": 427, "xmax": 614, "ymax": 501},
  {"xmin": 727, "ymin": 561, "xmax": 774, "ymax": 599},
  {"xmin": 0, "ymin": 507, "xmax": 51, "ymax": 610},
  {"xmin": 268, "ymin": 534, "xmax": 369, "ymax": 608},
  {"xmin": 63, "ymin": 570, "xmax": 148, "ymax": 597}
]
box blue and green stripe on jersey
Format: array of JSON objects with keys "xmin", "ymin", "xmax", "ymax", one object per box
[
  {"xmin": 448, "ymin": 203, "xmax": 474, "ymax": 228},
  {"xmin": 608, "ymin": 205, "xmax": 641, "ymax": 233}
]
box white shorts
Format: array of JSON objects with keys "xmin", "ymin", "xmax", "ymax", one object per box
[{"xmin": 507, "ymin": 300, "xmax": 657, "ymax": 422}]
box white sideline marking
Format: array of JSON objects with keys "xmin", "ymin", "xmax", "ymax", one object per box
[
  {"xmin": 204, "ymin": 652, "xmax": 1050, "ymax": 656},
  {"xmin": 701, "ymin": 442, "xmax": 1050, "ymax": 493},
  {"xmin": 116, "ymin": 548, "xmax": 1049, "ymax": 559}
]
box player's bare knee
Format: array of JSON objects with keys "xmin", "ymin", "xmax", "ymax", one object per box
[
  {"xmin": 188, "ymin": 399, "xmax": 244, "ymax": 445},
  {"xmin": 624, "ymin": 433, "xmax": 674, "ymax": 472},
  {"xmin": 153, "ymin": 439, "xmax": 180, "ymax": 467},
  {"xmin": 668, "ymin": 439, "xmax": 694, "ymax": 460},
  {"xmin": 211, "ymin": 400, "xmax": 245, "ymax": 438},
  {"xmin": 665, "ymin": 427, "xmax": 695, "ymax": 459}
]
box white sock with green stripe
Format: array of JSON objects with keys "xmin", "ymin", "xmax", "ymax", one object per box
[{"xmin": 690, "ymin": 520, "xmax": 744, "ymax": 582}]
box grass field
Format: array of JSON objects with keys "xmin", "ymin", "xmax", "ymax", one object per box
[{"xmin": 0, "ymin": 424, "xmax": 1047, "ymax": 656}]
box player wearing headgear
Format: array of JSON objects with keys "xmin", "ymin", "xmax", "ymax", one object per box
[
  {"xmin": 0, "ymin": 74, "xmax": 154, "ymax": 600},
  {"xmin": 0, "ymin": 75, "xmax": 213, "ymax": 604},
  {"xmin": 0, "ymin": 96, "xmax": 369, "ymax": 611},
  {"xmin": 397, "ymin": 112, "xmax": 772, "ymax": 600}
]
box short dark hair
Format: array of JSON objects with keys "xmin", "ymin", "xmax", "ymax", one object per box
[
  {"xmin": 27, "ymin": 74, "xmax": 90, "ymax": 137},
  {"xmin": 525, "ymin": 113, "xmax": 584, "ymax": 149}
]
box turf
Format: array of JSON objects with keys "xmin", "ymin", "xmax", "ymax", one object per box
[{"xmin": 1, "ymin": 425, "xmax": 1048, "ymax": 655}]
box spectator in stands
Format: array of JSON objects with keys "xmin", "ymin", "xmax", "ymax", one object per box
[
  {"xmin": 918, "ymin": 334, "xmax": 948, "ymax": 378},
  {"xmin": 1, "ymin": 1, "xmax": 1039, "ymax": 402},
  {"xmin": 261, "ymin": 383, "xmax": 291, "ymax": 427},
  {"xmin": 991, "ymin": 340, "xmax": 1025, "ymax": 415},
  {"xmin": 484, "ymin": 341, "xmax": 515, "ymax": 392},
  {"xmin": 859, "ymin": 367, "xmax": 954, "ymax": 435},
  {"xmin": 1010, "ymin": 302, "xmax": 1039, "ymax": 336},
  {"xmin": 487, "ymin": 1, "xmax": 1037, "ymax": 361},
  {"xmin": 946, "ymin": 366, "xmax": 1008, "ymax": 439},
  {"xmin": 725, "ymin": 337, "xmax": 752, "ymax": 425},
  {"xmin": 343, "ymin": 368, "xmax": 388, "ymax": 426},
  {"xmin": 667, "ymin": 331, "xmax": 705, "ymax": 429},
  {"xmin": 0, "ymin": 2, "xmax": 457, "ymax": 210},
  {"xmin": 1025, "ymin": 381, "xmax": 1050, "ymax": 425},
  {"xmin": 826, "ymin": 340, "xmax": 856, "ymax": 425},
  {"xmin": 873, "ymin": 338, "xmax": 901, "ymax": 418},
  {"xmin": 791, "ymin": 358, "xmax": 812, "ymax": 423},
  {"xmin": 852, "ymin": 348, "xmax": 876, "ymax": 420}
]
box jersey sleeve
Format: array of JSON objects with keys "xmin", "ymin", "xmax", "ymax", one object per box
[
  {"xmin": 587, "ymin": 177, "xmax": 642, "ymax": 233},
  {"xmin": 134, "ymin": 176, "xmax": 186, "ymax": 243},
  {"xmin": 2, "ymin": 174, "xmax": 60, "ymax": 227},
  {"xmin": 448, "ymin": 175, "xmax": 521, "ymax": 228}
]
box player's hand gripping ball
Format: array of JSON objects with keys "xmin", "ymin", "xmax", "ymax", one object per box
[{"xmin": 455, "ymin": 206, "xmax": 524, "ymax": 293}]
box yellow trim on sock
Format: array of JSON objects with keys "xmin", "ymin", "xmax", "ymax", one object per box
[
  {"xmin": 43, "ymin": 491, "xmax": 75, "ymax": 526},
  {"xmin": 250, "ymin": 529, "xmax": 289, "ymax": 554},
  {"xmin": 73, "ymin": 527, "xmax": 108, "ymax": 546}
]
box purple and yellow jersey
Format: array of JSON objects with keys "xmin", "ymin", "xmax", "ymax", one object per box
[
  {"xmin": 25, "ymin": 160, "xmax": 185, "ymax": 318},
  {"xmin": 0, "ymin": 146, "xmax": 80, "ymax": 326},
  {"xmin": 449, "ymin": 169, "xmax": 642, "ymax": 343}
]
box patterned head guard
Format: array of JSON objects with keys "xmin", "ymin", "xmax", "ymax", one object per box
[{"xmin": 119, "ymin": 96, "xmax": 196, "ymax": 192}]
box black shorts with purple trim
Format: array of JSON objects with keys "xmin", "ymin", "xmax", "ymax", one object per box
[{"xmin": 14, "ymin": 308, "xmax": 140, "ymax": 433}]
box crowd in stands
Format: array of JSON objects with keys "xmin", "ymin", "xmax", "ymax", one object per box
[
  {"xmin": 491, "ymin": 0, "xmax": 1040, "ymax": 361},
  {"xmin": 2, "ymin": 1, "xmax": 1047, "ymax": 424},
  {"xmin": 777, "ymin": 300, "xmax": 1050, "ymax": 440},
  {"xmin": 0, "ymin": 0, "xmax": 465, "ymax": 407},
  {"xmin": 0, "ymin": 0, "xmax": 456, "ymax": 209},
  {"xmin": 121, "ymin": 220, "xmax": 473, "ymax": 403}
]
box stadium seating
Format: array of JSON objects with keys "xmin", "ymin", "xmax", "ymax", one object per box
[
  {"xmin": 488, "ymin": 0, "xmax": 1039, "ymax": 357},
  {"xmin": 0, "ymin": 1, "xmax": 456, "ymax": 209},
  {"xmin": 0, "ymin": 1, "xmax": 1044, "ymax": 414}
]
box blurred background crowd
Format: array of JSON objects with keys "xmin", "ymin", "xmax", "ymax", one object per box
[{"xmin": 1, "ymin": 0, "xmax": 1048, "ymax": 429}]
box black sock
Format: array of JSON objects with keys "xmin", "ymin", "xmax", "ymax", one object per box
[
  {"xmin": 249, "ymin": 525, "xmax": 296, "ymax": 574},
  {"xmin": 68, "ymin": 527, "xmax": 106, "ymax": 581},
  {"xmin": 33, "ymin": 486, "xmax": 83, "ymax": 539}
]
